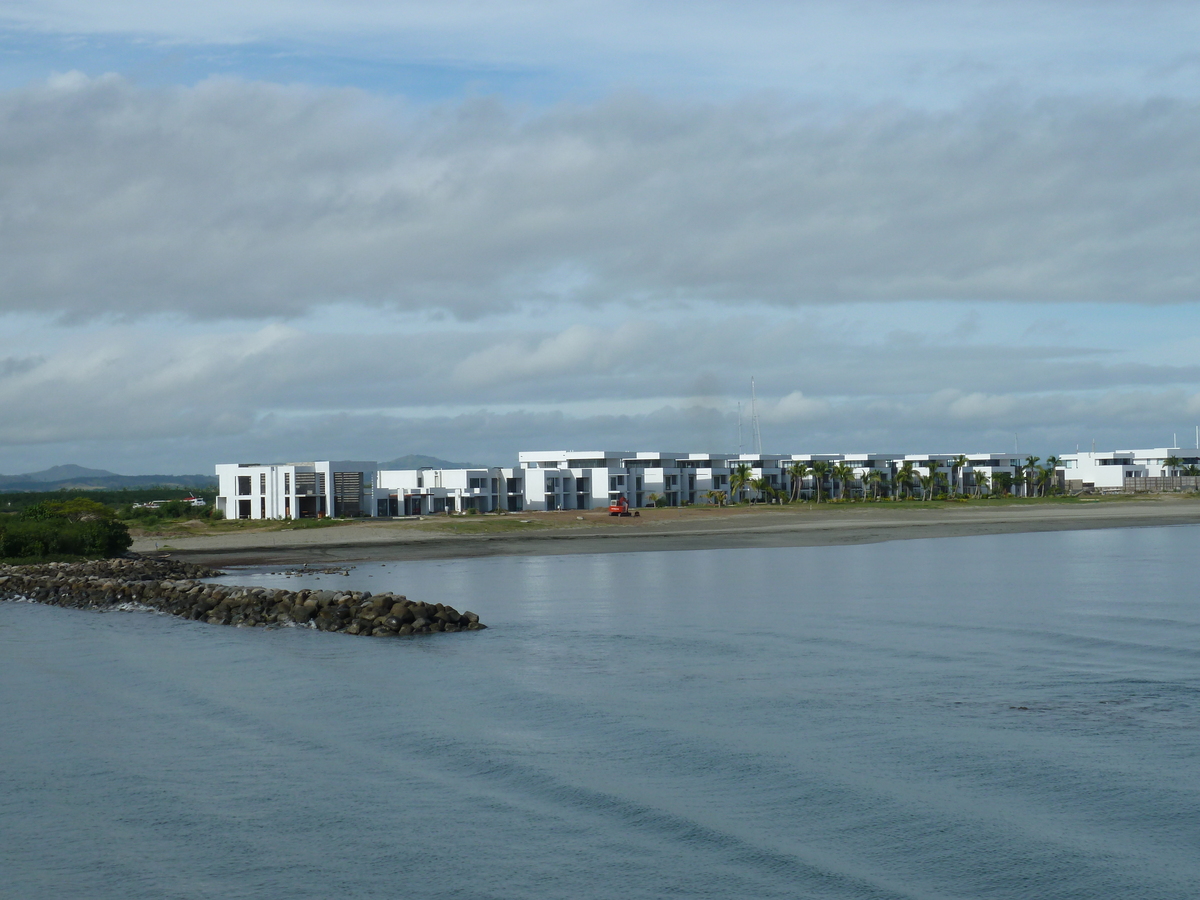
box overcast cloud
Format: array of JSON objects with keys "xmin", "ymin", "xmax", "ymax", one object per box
[
  {"xmin": 4, "ymin": 75, "xmax": 1200, "ymax": 321},
  {"xmin": 1, "ymin": 4, "xmax": 1200, "ymax": 473}
]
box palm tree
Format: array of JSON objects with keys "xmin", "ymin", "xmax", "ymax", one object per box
[
  {"xmin": 1045, "ymin": 455, "xmax": 1062, "ymax": 495},
  {"xmin": 925, "ymin": 459, "xmax": 943, "ymax": 500},
  {"xmin": 865, "ymin": 469, "xmax": 882, "ymax": 500},
  {"xmin": 1036, "ymin": 466, "xmax": 1054, "ymax": 497},
  {"xmin": 750, "ymin": 476, "xmax": 770, "ymax": 504},
  {"xmin": 786, "ymin": 461, "xmax": 810, "ymax": 501},
  {"xmin": 993, "ymin": 471, "xmax": 1014, "ymax": 496},
  {"xmin": 951, "ymin": 454, "xmax": 970, "ymax": 496},
  {"xmin": 730, "ymin": 463, "xmax": 752, "ymax": 504},
  {"xmin": 646, "ymin": 492, "xmax": 662, "ymax": 507},
  {"xmin": 703, "ymin": 489, "xmax": 727, "ymax": 507},
  {"xmin": 833, "ymin": 462, "xmax": 855, "ymax": 500},
  {"xmin": 1164, "ymin": 454, "xmax": 1184, "ymax": 477},
  {"xmin": 974, "ymin": 470, "xmax": 990, "ymax": 497},
  {"xmin": 1184, "ymin": 464, "xmax": 1200, "ymax": 476},
  {"xmin": 1023, "ymin": 456, "xmax": 1041, "ymax": 497},
  {"xmin": 897, "ymin": 461, "xmax": 916, "ymax": 500},
  {"xmin": 810, "ymin": 461, "xmax": 829, "ymax": 502}
]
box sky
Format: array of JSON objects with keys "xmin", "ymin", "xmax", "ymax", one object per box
[{"xmin": 3, "ymin": 2, "xmax": 1200, "ymax": 474}]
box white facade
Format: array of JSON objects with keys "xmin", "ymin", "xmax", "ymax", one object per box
[
  {"xmin": 215, "ymin": 444, "xmax": 1192, "ymax": 520},
  {"xmin": 215, "ymin": 461, "xmax": 377, "ymax": 520},
  {"xmin": 375, "ymin": 467, "xmax": 507, "ymax": 515},
  {"xmin": 1059, "ymin": 448, "xmax": 1200, "ymax": 490}
]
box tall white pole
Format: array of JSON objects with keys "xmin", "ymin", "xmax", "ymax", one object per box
[
  {"xmin": 737, "ymin": 402, "xmax": 743, "ymax": 454},
  {"xmin": 750, "ymin": 377, "xmax": 763, "ymax": 456}
]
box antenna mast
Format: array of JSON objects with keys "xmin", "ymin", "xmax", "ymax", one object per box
[
  {"xmin": 737, "ymin": 402, "xmax": 743, "ymax": 454},
  {"xmin": 751, "ymin": 377, "xmax": 763, "ymax": 455}
]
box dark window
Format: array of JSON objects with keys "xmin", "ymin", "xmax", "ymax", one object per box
[
  {"xmin": 259, "ymin": 473, "xmax": 266, "ymax": 494},
  {"xmin": 237, "ymin": 476, "xmax": 252, "ymax": 496},
  {"xmin": 333, "ymin": 471, "xmax": 363, "ymax": 517},
  {"xmin": 284, "ymin": 472, "xmax": 290, "ymax": 493}
]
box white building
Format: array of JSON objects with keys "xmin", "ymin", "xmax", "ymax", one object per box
[
  {"xmin": 375, "ymin": 467, "xmax": 507, "ymax": 515},
  {"xmin": 215, "ymin": 461, "xmax": 378, "ymax": 520},
  {"xmin": 1059, "ymin": 448, "xmax": 1200, "ymax": 491},
  {"xmin": 214, "ymin": 443, "xmax": 1194, "ymax": 520}
]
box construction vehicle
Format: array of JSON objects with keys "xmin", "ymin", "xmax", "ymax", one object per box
[{"xmin": 608, "ymin": 494, "xmax": 632, "ymax": 516}]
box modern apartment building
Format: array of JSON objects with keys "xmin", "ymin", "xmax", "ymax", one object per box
[
  {"xmin": 214, "ymin": 445, "xmax": 1193, "ymax": 519},
  {"xmin": 1059, "ymin": 448, "xmax": 1200, "ymax": 491},
  {"xmin": 214, "ymin": 461, "xmax": 378, "ymax": 520}
]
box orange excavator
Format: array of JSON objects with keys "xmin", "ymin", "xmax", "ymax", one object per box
[{"xmin": 608, "ymin": 494, "xmax": 632, "ymax": 516}]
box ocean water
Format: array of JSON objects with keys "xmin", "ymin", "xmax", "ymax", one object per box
[{"xmin": 2, "ymin": 526, "xmax": 1198, "ymax": 899}]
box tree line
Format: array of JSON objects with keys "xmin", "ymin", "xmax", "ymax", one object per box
[
  {"xmin": 0, "ymin": 499, "xmax": 133, "ymax": 561},
  {"xmin": 696, "ymin": 456, "xmax": 1076, "ymax": 505}
]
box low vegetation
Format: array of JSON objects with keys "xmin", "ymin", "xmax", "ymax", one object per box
[
  {"xmin": 1, "ymin": 487, "xmax": 216, "ymax": 515},
  {"xmin": 0, "ymin": 498, "xmax": 132, "ymax": 562}
]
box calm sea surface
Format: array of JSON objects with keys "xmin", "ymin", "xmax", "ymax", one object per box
[{"xmin": 2, "ymin": 526, "xmax": 1198, "ymax": 899}]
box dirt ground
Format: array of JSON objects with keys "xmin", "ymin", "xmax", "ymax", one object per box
[{"xmin": 133, "ymin": 495, "xmax": 1200, "ymax": 567}]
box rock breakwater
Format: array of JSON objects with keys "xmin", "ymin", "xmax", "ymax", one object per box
[{"xmin": 0, "ymin": 557, "xmax": 486, "ymax": 636}]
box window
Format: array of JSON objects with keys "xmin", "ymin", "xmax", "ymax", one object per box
[
  {"xmin": 469, "ymin": 477, "xmax": 482, "ymax": 489},
  {"xmin": 259, "ymin": 473, "xmax": 266, "ymax": 494},
  {"xmin": 332, "ymin": 471, "xmax": 363, "ymax": 517},
  {"xmin": 237, "ymin": 476, "xmax": 252, "ymax": 496},
  {"xmin": 284, "ymin": 472, "xmax": 290, "ymax": 493}
]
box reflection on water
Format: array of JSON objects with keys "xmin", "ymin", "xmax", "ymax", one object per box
[{"xmin": 3, "ymin": 526, "xmax": 1199, "ymax": 899}]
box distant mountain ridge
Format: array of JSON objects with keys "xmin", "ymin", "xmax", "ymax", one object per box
[
  {"xmin": 0, "ymin": 464, "xmax": 117, "ymax": 483},
  {"xmin": 0, "ymin": 457, "xmax": 483, "ymax": 493},
  {"xmin": 378, "ymin": 454, "xmax": 483, "ymax": 469},
  {"xmin": 0, "ymin": 464, "xmax": 217, "ymax": 493}
]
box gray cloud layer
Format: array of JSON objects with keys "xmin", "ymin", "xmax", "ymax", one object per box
[
  {"xmin": 2, "ymin": 314, "xmax": 1197, "ymax": 472},
  {"xmin": 4, "ymin": 74, "xmax": 1200, "ymax": 320}
]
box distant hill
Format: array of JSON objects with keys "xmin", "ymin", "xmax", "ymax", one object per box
[
  {"xmin": 0, "ymin": 464, "xmax": 217, "ymax": 493},
  {"xmin": 378, "ymin": 454, "xmax": 483, "ymax": 470},
  {"xmin": 0, "ymin": 464, "xmax": 118, "ymax": 484}
]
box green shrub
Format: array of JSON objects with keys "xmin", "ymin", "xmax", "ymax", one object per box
[{"xmin": 0, "ymin": 498, "xmax": 131, "ymax": 560}]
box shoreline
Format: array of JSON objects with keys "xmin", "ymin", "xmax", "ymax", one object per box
[{"xmin": 136, "ymin": 497, "xmax": 1200, "ymax": 566}]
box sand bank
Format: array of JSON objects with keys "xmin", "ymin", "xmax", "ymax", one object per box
[{"xmin": 135, "ymin": 497, "xmax": 1200, "ymax": 567}]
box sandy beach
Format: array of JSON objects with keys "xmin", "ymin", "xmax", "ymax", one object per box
[{"xmin": 135, "ymin": 496, "xmax": 1200, "ymax": 566}]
